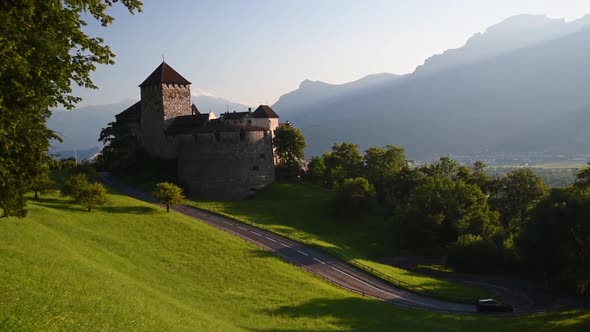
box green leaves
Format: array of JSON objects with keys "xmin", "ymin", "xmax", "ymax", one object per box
[
  {"xmin": 0, "ymin": 0, "xmax": 142, "ymax": 216},
  {"xmin": 273, "ymin": 125, "xmax": 306, "ymax": 171},
  {"xmin": 60, "ymin": 173, "xmax": 108, "ymax": 212},
  {"xmin": 152, "ymin": 182, "xmax": 184, "ymax": 212}
]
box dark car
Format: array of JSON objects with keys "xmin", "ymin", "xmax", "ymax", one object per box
[{"xmin": 476, "ymin": 299, "xmax": 514, "ymax": 312}]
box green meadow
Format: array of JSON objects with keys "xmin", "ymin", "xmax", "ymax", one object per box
[
  {"xmin": 191, "ymin": 182, "xmax": 492, "ymax": 304},
  {"xmin": 1, "ymin": 191, "xmax": 589, "ymax": 331}
]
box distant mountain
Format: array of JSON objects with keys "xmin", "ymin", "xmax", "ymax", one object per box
[
  {"xmin": 273, "ymin": 73, "xmax": 402, "ymax": 120},
  {"xmin": 274, "ymin": 14, "xmax": 590, "ymax": 158},
  {"xmin": 414, "ymin": 14, "xmax": 590, "ymax": 77},
  {"xmin": 48, "ymin": 96, "xmax": 248, "ymax": 153},
  {"xmin": 48, "ymin": 100, "xmax": 134, "ymax": 153}
]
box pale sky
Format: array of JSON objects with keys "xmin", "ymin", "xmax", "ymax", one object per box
[{"xmin": 73, "ymin": 0, "xmax": 590, "ymax": 107}]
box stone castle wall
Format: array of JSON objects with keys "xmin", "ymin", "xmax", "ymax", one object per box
[
  {"xmin": 162, "ymin": 84, "xmax": 191, "ymax": 123},
  {"xmin": 177, "ymin": 130, "xmax": 275, "ymax": 200},
  {"xmin": 140, "ymin": 84, "xmax": 190, "ymax": 159}
]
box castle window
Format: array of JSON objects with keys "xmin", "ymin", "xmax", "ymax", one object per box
[
  {"xmin": 247, "ymin": 120, "xmax": 252, "ymax": 124},
  {"xmin": 252, "ymin": 166, "xmax": 259, "ymax": 171},
  {"xmin": 260, "ymin": 154, "xmax": 265, "ymax": 159},
  {"xmin": 240, "ymin": 120, "xmax": 243, "ymax": 124},
  {"xmin": 233, "ymin": 121, "xmax": 237, "ymax": 124}
]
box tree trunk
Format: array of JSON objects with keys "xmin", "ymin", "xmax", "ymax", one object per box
[
  {"xmin": 34, "ymin": 191, "xmax": 38, "ymax": 200},
  {"xmin": 166, "ymin": 204, "xmax": 170, "ymax": 212},
  {"xmin": 88, "ymin": 207, "xmax": 91, "ymax": 212}
]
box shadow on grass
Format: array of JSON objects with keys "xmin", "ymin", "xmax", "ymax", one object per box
[
  {"xmin": 100, "ymin": 205, "xmax": 158, "ymax": 214},
  {"xmin": 33, "ymin": 199, "xmax": 84, "ymax": 212},
  {"xmin": 32, "ymin": 197, "xmax": 158, "ymax": 215},
  {"xmin": 249, "ymin": 297, "xmax": 590, "ymax": 332}
]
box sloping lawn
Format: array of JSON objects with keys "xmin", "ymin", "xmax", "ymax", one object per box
[
  {"xmin": 191, "ymin": 182, "xmax": 492, "ymax": 303},
  {"xmin": 1, "ymin": 192, "xmax": 589, "ymax": 331}
]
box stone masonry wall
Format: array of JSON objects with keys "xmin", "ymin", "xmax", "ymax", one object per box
[
  {"xmin": 139, "ymin": 84, "xmax": 190, "ymax": 159},
  {"xmin": 162, "ymin": 84, "xmax": 191, "ymax": 124},
  {"xmin": 177, "ymin": 130, "xmax": 275, "ymax": 200}
]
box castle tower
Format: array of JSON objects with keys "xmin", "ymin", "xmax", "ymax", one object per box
[{"xmin": 138, "ymin": 61, "xmax": 191, "ymax": 158}]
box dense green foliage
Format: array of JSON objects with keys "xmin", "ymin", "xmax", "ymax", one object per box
[
  {"xmin": 60, "ymin": 173, "xmax": 108, "ymax": 212},
  {"xmin": 518, "ymin": 188, "xmax": 590, "ymax": 294},
  {"xmin": 0, "ymin": 0, "xmax": 142, "ymax": 217},
  {"xmin": 447, "ymin": 235, "xmax": 501, "ymax": 273},
  {"xmin": 489, "ymin": 168, "xmax": 549, "ymax": 234},
  {"xmin": 322, "ymin": 142, "xmax": 364, "ymax": 188},
  {"xmin": 2, "ymin": 192, "xmax": 589, "ymax": 331},
  {"xmin": 303, "ymin": 141, "xmax": 590, "ymax": 295},
  {"xmin": 152, "ymin": 182, "xmax": 185, "ymax": 212},
  {"xmin": 98, "ymin": 120, "xmax": 140, "ymax": 170},
  {"xmin": 273, "ymin": 125, "xmax": 306, "ymax": 178},
  {"xmin": 334, "ymin": 177, "xmax": 376, "ymax": 216}
]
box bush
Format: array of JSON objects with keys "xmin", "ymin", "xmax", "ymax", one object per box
[
  {"xmin": 447, "ymin": 235, "xmax": 501, "ymax": 273},
  {"xmin": 77, "ymin": 182, "xmax": 108, "ymax": 212},
  {"xmin": 61, "ymin": 173, "xmax": 90, "ymax": 200},
  {"xmin": 334, "ymin": 177, "xmax": 376, "ymax": 216},
  {"xmin": 60, "ymin": 173, "xmax": 108, "ymax": 212}
]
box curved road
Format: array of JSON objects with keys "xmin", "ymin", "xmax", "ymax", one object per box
[{"xmin": 101, "ymin": 174, "xmax": 484, "ymax": 314}]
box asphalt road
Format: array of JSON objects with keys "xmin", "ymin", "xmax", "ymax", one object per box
[{"xmin": 101, "ymin": 174, "xmax": 481, "ymax": 314}]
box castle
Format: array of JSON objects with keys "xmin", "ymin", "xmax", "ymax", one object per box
[{"xmin": 114, "ymin": 61, "xmax": 280, "ymax": 199}]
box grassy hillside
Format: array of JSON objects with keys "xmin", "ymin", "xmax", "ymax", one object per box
[
  {"xmin": 191, "ymin": 182, "xmax": 493, "ymax": 303},
  {"xmin": 1, "ymin": 191, "xmax": 589, "ymax": 331}
]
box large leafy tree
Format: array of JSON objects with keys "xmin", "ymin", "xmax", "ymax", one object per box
[
  {"xmin": 363, "ymin": 145, "xmax": 408, "ymax": 203},
  {"xmin": 0, "ymin": 0, "xmax": 142, "ymax": 217},
  {"xmin": 323, "ymin": 142, "xmax": 364, "ymax": 188},
  {"xmin": 393, "ymin": 174, "xmax": 499, "ymax": 252},
  {"xmin": 98, "ymin": 121, "xmax": 139, "ymax": 170},
  {"xmin": 273, "ymin": 125, "xmax": 306, "ymax": 177},
  {"xmin": 489, "ymin": 168, "xmax": 549, "ymax": 234},
  {"xmin": 518, "ymin": 188, "xmax": 590, "ymax": 295}
]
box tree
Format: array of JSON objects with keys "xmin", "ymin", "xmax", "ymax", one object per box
[
  {"xmin": 489, "ymin": 168, "xmax": 549, "ymax": 234},
  {"xmin": 0, "ymin": 1, "xmax": 142, "ymax": 217},
  {"xmin": 306, "ymin": 156, "xmax": 326, "ymax": 184},
  {"xmin": 334, "ymin": 177, "xmax": 376, "ymax": 216},
  {"xmin": 61, "ymin": 173, "xmax": 90, "ymax": 200},
  {"xmin": 363, "ymin": 145, "xmax": 408, "ymax": 203},
  {"xmin": 98, "ymin": 121, "xmax": 139, "ymax": 171},
  {"xmin": 60, "ymin": 173, "xmax": 107, "ymax": 212},
  {"xmin": 573, "ymin": 163, "xmax": 590, "ymax": 192},
  {"xmin": 273, "ymin": 125, "xmax": 306, "ymax": 178},
  {"xmin": 77, "ymin": 182, "xmax": 108, "ymax": 212},
  {"xmin": 518, "ymin": 188, "xmax": 590, "ymax": 295},
  {"xmin": 31, "ymin": 172, "xmax": 55, "ymax": 200},
  {"xmin": 393, "ymin": 174, "xmax": 499, "ymax": 252},
  {"xmin": 152, "ymin": 182, "xmax": 184, "ymax": 213},
  {"xmin": 323, "ymin": 142, "xmax": 364, "ymax": 188}
]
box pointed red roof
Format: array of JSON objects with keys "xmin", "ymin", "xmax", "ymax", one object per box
[{"xmin": 139, "ymin": 62, "xmax": 191, "ymax": 87}]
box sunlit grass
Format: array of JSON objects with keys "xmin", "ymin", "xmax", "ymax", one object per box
[
  {"xmin": 189, "ymin": 182, "xmax": 492, "ymax": 303},
  {"xmin": 1, "ymin": 192, "xmax": 589, "ymax": 331}
]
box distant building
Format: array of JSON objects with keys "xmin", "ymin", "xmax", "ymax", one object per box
[{"xmin": 114, "ymin": 61, "xmax": 280, "ymax": 199}]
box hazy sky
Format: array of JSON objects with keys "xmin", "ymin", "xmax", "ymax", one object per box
[{"xmin": 73, "ymin": 0, "xmax": 590, "ymax": 107}]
